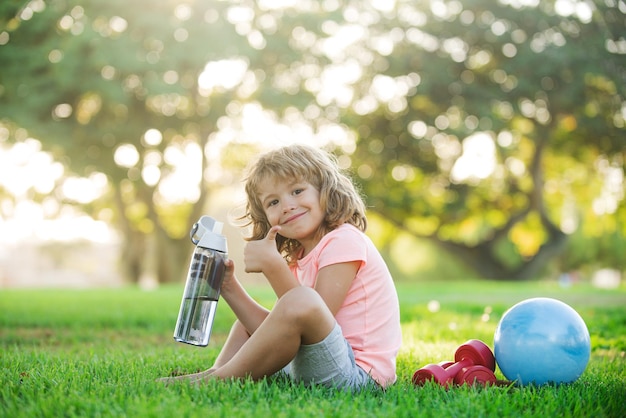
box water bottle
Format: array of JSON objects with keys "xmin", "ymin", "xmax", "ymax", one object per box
[{"xmin": 173, "ymin": 216, "xmax": 228, "ymax": 346}]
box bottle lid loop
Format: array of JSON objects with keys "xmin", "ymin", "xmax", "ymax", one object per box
[{"xmin": 190, "ymin": 222, "xmax": 200, "ymax": 245}]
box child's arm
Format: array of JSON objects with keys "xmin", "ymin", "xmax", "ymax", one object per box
[
  {"xmin": 220, "ymin": 259, "xmax": 270, "ymax": 335},
  {"xmin": 314, "ymin": 261, "xmax": 360, "ymax": 315}
]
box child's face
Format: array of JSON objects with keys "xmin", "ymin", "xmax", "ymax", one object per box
[{"xmin": 257, "ymin": 177, "xmax": 325, "ymax": 251}]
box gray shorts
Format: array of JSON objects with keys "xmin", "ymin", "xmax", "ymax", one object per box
[{"xmin": 281, "ymin": 323, "xmax": 377, "ymax": 391}]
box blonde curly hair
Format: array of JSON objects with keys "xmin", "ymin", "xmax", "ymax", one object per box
[{"xmin": 240, "ymin": 144, "xmax": 367, "ymax": 264}]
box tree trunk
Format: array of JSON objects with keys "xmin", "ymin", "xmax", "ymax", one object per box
[{"xmin": 112, "ymin": 184, "xmax": 143, "ymax": 284}]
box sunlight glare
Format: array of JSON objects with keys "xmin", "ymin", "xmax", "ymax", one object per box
[
  {"xmin": 174, "ymin": 4, "xmax": 192, "ymax": 21},
  {"xmin": 109, "ymin": 16, "xmax": 128, "ymax": 33},
  {"xmin": 427, "ymin": 300, "xmax": 440, "ymax": 313},
  {"xmin": 198, "ymin": 59, "xmax": 248, "ymax": 96},
  {"xmin": 0, "ymin": 137, "xmax": 116, "ymax": 246},
  {"xmin": 113, "ymin": 143, "xmax": 139, "ymax": 168},
  {"xmin": 0, "ymin": 193, "xmax": 113, "ymax": 245},
  {"xmin": 370, "ymin": 75, "xmax": 397, "ymax": 102},
  {"xmin": 320, "ymin": 24, "xmax": 367, "ymax": 61},
  {"xmin": 0, "ymin": 140, "xmax": 63, "ymax": 197},
  {"xmin": 141, "ymin": 165, "xmax": 161, "ymax": 187},
  {"xmin": 61, "ymin": 172, "xmax": 108, "ymax": 204},
  {"xmin": 370, "ymin": 0, "xmax": 396, "ymax": 13},
  {"xmin": 450, "ymin": 132, "xmax": 497, "ymax": 183},
  {"xmin": 157, "ymin": 142, "xmax": 202, "ymax": 203},
  {"xmin": 315, "ymin": 60, "xmax": 361, "ymax": 107},
  {"xmin": 498, "ymin": 0, "xmax": 540, "ymax": 9},
  {"xmin": 554, "ymin": 0, "xmax": 593, "ymax": 23},
  {"xmin": 592, "ymin": 160, "xmax": 624, "ymax": 215},
  {"xmin": 143, "ymin": 128, "xmax": 163, "ymax": 146},
  {"xmin": 258, "ymin": 0, "xmax": 302, "ymax": 10}
]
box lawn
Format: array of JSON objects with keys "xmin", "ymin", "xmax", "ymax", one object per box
[{"xmin": 1, "ymin": 280, "xmax": 625, "ymax": 417}]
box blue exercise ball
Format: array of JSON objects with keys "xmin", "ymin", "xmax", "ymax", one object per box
[{"xmin": 494, "ymin": 297, "xmax": 590, "ymax": 385}]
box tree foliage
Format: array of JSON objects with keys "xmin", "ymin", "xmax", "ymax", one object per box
[
  {"xmin": 1, "ymin": 0, "xmax": 257, "ymax": 282},
  {"xmin": 0, "ymin": 0, "xmax": 624, "ymax": 281},
  {"xmin": 330, "ymin": 0, "xmax": 626, "ymax": 278}
]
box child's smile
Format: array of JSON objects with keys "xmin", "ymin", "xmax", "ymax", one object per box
[{"xmin": 258, "ymin": 178, "xmax": 325, "ymax": 254}]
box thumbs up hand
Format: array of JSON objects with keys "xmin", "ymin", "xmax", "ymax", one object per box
[{"xmin": 244, "ymin": 226, "xmax": 282, "ymax": 274}]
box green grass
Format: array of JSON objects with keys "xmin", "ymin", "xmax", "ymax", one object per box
[{"xmin": 1, "ymin": 281, "xmax": 625, "ymax": 417}]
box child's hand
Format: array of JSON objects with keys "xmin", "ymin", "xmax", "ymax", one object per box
[
  {"xmin": 219, "ymin": 258, "xmax": 237, "ymax": 294},
  {"xmin": 243, "ymin": 226, "xmax": 282, "ymax": 274},
  {"xmin": 223, "ymin": 258, "xmax": 235, "ymax": 282}
]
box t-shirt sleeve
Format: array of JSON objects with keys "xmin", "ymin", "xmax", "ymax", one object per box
[{"xmin": 317, "ymin": 227, "xmax": 367, "ymax": 270}]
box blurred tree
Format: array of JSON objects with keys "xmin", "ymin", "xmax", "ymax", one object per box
[
  {"xmin": 1, "ymin": 0, "xmax": 624, "ymax": 282},
  {"xmin": 232, "ymin": 0, "xmax": 625, "ymax": 279},
  {"xmin": 0, "ymin": 0, "xmax": 260, "ymax": 283},
  {"xmin": 337, "ymin": 0, "xmax": 626, "ymax": 279}
]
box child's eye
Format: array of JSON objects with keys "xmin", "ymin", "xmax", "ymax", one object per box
[
  {"xmin": 293, "ymin": 188, "xmax": 304, "ymax": 195},
  {"xmin": 267, "ymin": 199, "xmax": 279, "ymax": 207}
]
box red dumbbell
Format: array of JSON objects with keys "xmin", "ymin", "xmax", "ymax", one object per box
[
  {"xmin": 412, "ymin": 339, "xmax": 497, "ymax": 388},
  {"xmin": 414, "ymin": 361, "xmax": 496, "ymax": 388}
]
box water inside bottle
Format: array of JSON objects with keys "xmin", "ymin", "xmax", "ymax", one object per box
[{"xmin": 174, "ymin": 296, "xmax": 218, "ymax": 346}]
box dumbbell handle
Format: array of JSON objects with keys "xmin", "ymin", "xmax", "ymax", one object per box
[{"xmin": 440, "ymin": 357, "xmax": 473, "ymax": 380}]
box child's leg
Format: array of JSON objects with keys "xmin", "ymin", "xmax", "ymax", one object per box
[
  {"xmin": 157, "ymin": 320, "xmax": 252, "ymax": 383},
  {"xmin": 211, "ymin": 320, "xmax": 251, "ymax": 369},
  {"xmin": 206, "ymin": 286, "xmax": 335, "ymax": 381}
]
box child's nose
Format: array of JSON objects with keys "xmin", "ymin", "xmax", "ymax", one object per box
[{"xmin": 282, "ymin": 198, "xmax": 296, "ymax": 212}]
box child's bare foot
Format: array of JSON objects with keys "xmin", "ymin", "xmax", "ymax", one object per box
[{"xmin": 156, "ymin": 368, "xmax": 216, "ymax": 384}]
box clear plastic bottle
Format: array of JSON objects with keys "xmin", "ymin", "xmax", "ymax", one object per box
[{"xmin": 173, "ymin": 216, "xmax": 227, "ymax": 346}]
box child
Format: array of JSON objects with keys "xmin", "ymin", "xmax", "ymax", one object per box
[{"xmin": 161, "ymin": 144, "xmax": 402, "ymax": 390}]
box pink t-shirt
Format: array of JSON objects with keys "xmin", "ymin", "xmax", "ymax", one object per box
[{"xmin": 290, "ymin": 223, "xmax": 402, "ymax": 387}]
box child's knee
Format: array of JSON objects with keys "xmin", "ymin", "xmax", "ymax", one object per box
[{"xmin": 279, "ymin": 287, "xmax": 328, "ymax": 321}]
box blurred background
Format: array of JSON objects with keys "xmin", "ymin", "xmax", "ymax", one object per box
[{"xmin": 0, "ymin": 0, "xmax": 624, "ymax": 289}]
